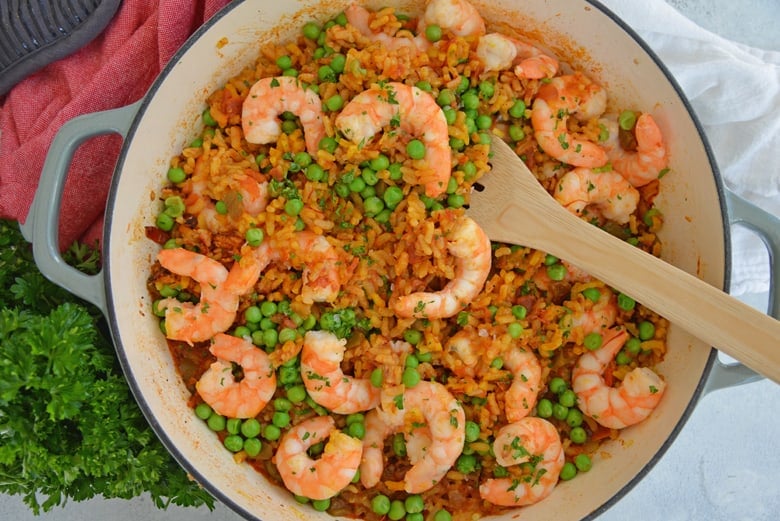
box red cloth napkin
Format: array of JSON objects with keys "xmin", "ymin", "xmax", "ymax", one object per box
[{"xmin": 0, "ymin": 0, "xmax": 231, "ymax": 250}]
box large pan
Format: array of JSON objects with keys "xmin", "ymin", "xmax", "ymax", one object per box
[{"xmin": 22, "ymin": 0, "xmax": 780, "ymax": 519}]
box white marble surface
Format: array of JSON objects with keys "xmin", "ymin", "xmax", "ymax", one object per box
[{"xmin": 2, "ymin": 1, "xmax": 778, "ymax": 520}]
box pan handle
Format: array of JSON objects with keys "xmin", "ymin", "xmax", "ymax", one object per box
[
  {"xmin": 21, "ymin": 101, "xmax": 142, "ymax": 314},
  {"xmin": 703, "ymin": 189, "xmax": 780, "ymax": 394}
]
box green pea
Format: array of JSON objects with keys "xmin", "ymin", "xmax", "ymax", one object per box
[
  {"xmin": 570, "ymin": 426, "xmax": 587, "ymax": 444},
  {"xmin": 465, "ymin": 421, "xmax": 480, "ymax": 443},
  {"xmin": 618, "ymin": 293, "xmax": 636, "ymax": 311},
  {"xmin": 560, "ymin": 461, "xmax": 578, "ymax": 481},
  {"xmin": 371, "ymin": 494, "xmax": 391, "ymax": 515},
  {"xmin": 559, "ymin": 389, "xmax": 577, "ymax": 408},
  {"xmin": 442, "ymin": 106, "xmax": 457, "ymax": 125},
  {"xmin": 478, "ymin": 81, "xmax": 495, "ymax": 99},
  {"xmin": 241, "ymin": 418, "xmax": 262, "ymax": 438},
  {"xmin": 302, "ymin": 21, "xmax": 321, "ymax": 40},
  {"xmin": 167, "ymin": 166, "xmax": 186, "ymax": 184},
  {"xmin": 405, "ymin": 354, "xmax": 419, "ymax": 369},
  {"xmin": 618, "ymin": 110, "xmax": 637, "ymax": 130},
  {"xmin": 318, "ymin": 64, "xmax": 336, "ymax": 82},
  {"xmin": 305, "ymin": 163, "xmax": 326, "ymax": 182},
  {"xmin": 364, "ymin": 196, "xmax": 385, "ymax": 216},
  {"xmin": 243, "ymin": 227, "xmax": 263, "ymax": 246},
  {"xmin": 369, "ymin": 154, "xmax": 390, "ymax": 172},
  {"xmin": 388, "ymin": 499, "xmax": 406, "ymax": 521},
  {"xmin": 425, "ymin": 23, "xmax": 442, "ymax": 42},
  {"xmin": 276, "ymin": 55, "xmax": 293, "ymax": 69},
  {"xmin": 226, "ymin": 417, "xmax": 242, "ymax": 435},
  {"xmin": 433, "ymin": 509, "xmax": 453, "ymax": 521},
  {"xmin": 446, "ymin": 193, "xmax": 464, "ymax": 209},
  {"xmin": 416, "ymin": 351, "xmax": 432, "ymax": 363},
  {"xmin": 162, "ymin": 239, "xmax": 179, "ymax": 250},
  {"xmin": 406, "ymin": 139, "xmax": 426, "ymax": 160},
  {"xmin": 294, "ymin": 494, "xmax": 309, "ymax": 504},
  {"xmin": 584, "ymin": 332, "xmax": 603, "ymax": 351},
  {"xmin": 262, "ymin": 328, "xmax": 278, "ymax": 349},
  {"xmin": 319, "ymin": 136, "xmax": 338, "ymax": 154},
  {"xmin": 403, "ymin": 329, "xmax": 422, "ymax": 345},
  {"xmin": 272, "ymin": 411, "xmax": 291, "ymax": 429},
  {"xmin": 415, "ymin": 80, "xmax": 433, "ymax": 92},
  {"xmin": 284, "ymin": 198, "xmax": 304, "ymax": 217},
  {"xmin": 158, "ymin": 284, "xmax": 179, "ymax": 298},
  {"xmin": 465, "ymin": 117, "xmax": 477, "ymax": 136},
  {"xmin": 325, "ymin": 94, "xmax": 344, "ymax": 112},
  {"xmin": 616, "ymin": 351, "xmax": 631, "ymax": 365},
  {"xmin": 511, "ymin": 304, "xmax": 527, "ymax": 320},
  {"xmin": 436, "ymin": 88, "xmax": 454, "ymax": 107},
  {"xmin": 552, "ymin": 403, "xmax": 569, "ymax": 421},
  {"xmin": 566, "ymin": 408, "xmax": 584, "ymax": 428},
  {"xmin": 490, "ymin": 357, "xmax": 504, "ymax": 369},
  {"xmin": 392, "ymin": 433, "xmax": 406, "ymax": 457},
  {"xmin": 207, "ymin": 414, "xmax": 226, "ymax": 431},
  {"xmin": 625, "ymin": 336, "xmax": 643, "ymax": 355},
  {"xmin": 311, "ymin": 498, "xmax": 330, "ymax": 512},
  {"xmin": 156, "ymin": 212, "xmax": 174, "ymax": 231},
  {"xmin": 456, "ymin": 453, "xmax": 478, "ymax": 473},
  {"xmin": 388, "ymin": 162, "xmax": 403, "ymax": 180},
  {"xmin": 273, "ymin": 398, "xmax": 292, "ymax": 413},
  {"xmin": 536, "ymin": 398, "xmax": 553, "ymax": 418},
  {"xmin": 461, "ymin": 91, "xmax": 479, "ymax": 110},
  {"xmin": 214, "ymin": 200, "xmax": 228, "ymax": 214},
  {"xmin": 286, "ymin": 385, "xmax": 307, "ymax": 403},
  {"xmin": 507, "ymin": 322, "xmax": 523, "ymax": 339},
  {"xmin": 383, "ymin": 186, "xmax": 404, "ymax": 209},
  {"xmin": 476, "ymin": 114, "xmax": 493, "ymax": 130},
  {"xmin": 582, "ymin": 287, "xmax": 602, "ymax": 303},
  {"xmin": 404, "ymin": 494, "xmax": 424, "ymax": 514},
  {"xmin": 449, "ymin": 137, "xmax": 465, "ymax": 151},
  {"xmin": 370, "ymin": 368, "xmax": 384, "ymax": 387},
  {"xmin": 508, "ymin": 124, "xmax": 525, "ymax": 142},
  {"xmin": 334, "ymin": 12, "xmax": 348, "ymax": 26},
  {"xmin": 509, "ymin": 99, "xmax": 526, "ymax": 118},
  {"xmin": 281, "ymin": 120, "xmax": 298, "ymax": 134},
  {"xmin": 638, "ymin": 321, "xmax": 655, "ymax": 340},
  {"xmin": 202, "ymin": 108, "xmax": 217, "ymax": 127},
  {"xmin": 347, "ymin": 421, "xmax": 366, "ymax": 439},
  {"xmin": 348, "ymin": 176, "xmax": 366, "ymax": 193},
  {"xmin": 243, "ymin": 437, "xmax": 262, "ymax": 457},
  {"xmin": 546, "ymin": 263, "xmax": 567, "ymax": 281},
  {"xmin": 224, "ymin": 434, "xmax": 244, "ymax": 452},
  {"xmin": 263, "ymin": 424, "xmax": 281, "ymax": 441},
  {"xmin": 402, "ymin": 367, "xmax": 421, "ymax": 387},
  {"xmin": 260, "ymin": 301, "xmax": 278, "ymax": 317},
  {"xmin": 575, "ymin": 453, "xmax": 593, "ymax": 472},
  {"xmin": 244, "ymin": 305, "xmax": 263, "ymax": 324},
  {"xmin": 195, "ymin": 402, "xmax": 213, "ymax": 420},
  {"xmin": 330, "ymin": 53, "xmax": 346, "ymax": 73}
]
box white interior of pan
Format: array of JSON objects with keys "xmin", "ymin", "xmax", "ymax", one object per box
[{"xmin": 105, "ymin": 0, "xmax": 723, "ymax": 519}]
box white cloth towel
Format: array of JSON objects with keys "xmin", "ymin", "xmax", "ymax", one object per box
[{"xmin": 599, "ymin": 0, "xmax": 780, "ymax": 296}]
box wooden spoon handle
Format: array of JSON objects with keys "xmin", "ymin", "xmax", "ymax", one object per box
[{"xmin": 497, "ymin": 199, "xmax": 780, "ymax": 384}]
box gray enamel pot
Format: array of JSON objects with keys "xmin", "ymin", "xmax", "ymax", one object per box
[{"xmin": 22, "ymin": 0, "xmax": 780, "ymax": 519}]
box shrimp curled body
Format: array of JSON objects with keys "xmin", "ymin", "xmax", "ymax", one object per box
[
  {"xmin": 476, "ymin": 33, "xmax": 558, "ymax": 79},
  {"xmin": 572, "ymin": 328, "xmax": 666, "ymax": 429},
  {"xmin": 554, "ymin": 167, "xmax": 640, "ymax": 225},
  {"xmin": 273, "ymin": 416, "xmax": 362, "ymax": 500},
  {"xmin": 360, "ymin": 380, "xmax": 466, "ymax": 493},
  {"xmin": 479, "ymin": 417, "xmax": 565, "ymax": 506},
  {"xmin": 503, "ymin": 348, "xmax": 543, "ymax": 422},
  {"xmin": 195, "ymin": 333, "xmax": 277, "ymax": 418},
  {"xmin": 601, "ymin": 113, "xmax": 668, "ymax": 187},
  {"xmin": 335, "ymin": 82, "xmax": 451, "ymax": 198},
  {"xmin": 394, "ymin": 215, "xmax": 492, "ymax": 319},
  {"xmin": 242, "ymin": 76, "xmax": 326, "ymax": 156},
  {"xmin": 301, "ymin": 331, "xmax": 381, "ymax": 414}
]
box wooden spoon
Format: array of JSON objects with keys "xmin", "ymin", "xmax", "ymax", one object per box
[{"xmin": 466, "ymin": 137, "xmax": 780, "ymax": 384}]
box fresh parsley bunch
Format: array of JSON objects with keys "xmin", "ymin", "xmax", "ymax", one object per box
[{"xmin": 0, "ymin": 219, "xmax": 214, "ymax": 514}]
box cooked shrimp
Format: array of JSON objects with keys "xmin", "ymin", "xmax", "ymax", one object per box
[
  {"xmin": 360, "ymin": 381, "xmax": 466, "ymax": 493},
  {"xmin": 572, "ymin": 327, "xmax": 666, "ymax": 429},
  {"xmin": 476, "ymin": 33, "xmax": 558, "ymax": 79},
  {"xmin": 195, "ymin": 333, "xmax": 276, "ymax": 418},
  {"xmin": 243, "ymin": 232, "xmax": 344, "ymax": 304},
  {"xmin": 554, "ymin": 167, "xmax": 640, "ymax": 224},
  {"xmin": 566, "ymin": 286, "xmax": 618, "ymax": 336},
  {"xmin": 301, "ymin": 331, "xmax": 380, "ymax": 414},
  {"xmin": 503, "ymin": 348, "xmax": 542, "ymax": 423},
  {"xmin": 532, "ymin": 73, "xmax": 609, "ymax": 167},
  {"xmin": 335, "ymin": 82, "xmax": 451, "ymax": 198},
  {"xmin": 394, "ymin": 215, "xmax": 491, "ymax": 319},
  {"xmin": 273, "ymin": 416, "xmax": 363, "ymax": 500},
  {"xmin": 445, "ymin": 328, "xmax": 487, "ymax": 377},
  {"xmin": 156, "ymin": 248, "xmax": 238, "ymax": 343},
  {"xmin": 479, "ymin": 417, "xmax": 564, "ymax": 506},
  {"xmin": 600, "ymin": 112, "xmax": 668, "ymax": 187},
  {"xmin": 419, "ymin": 0, "xmax": 486, "ymax": 38},
  {"xmin": 345, "ymin": 4, "xmax": 430, "ymax": 51},
  {"xmin": 242, "ymin": 76, "xmax": 326, "ymax": 156}
]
